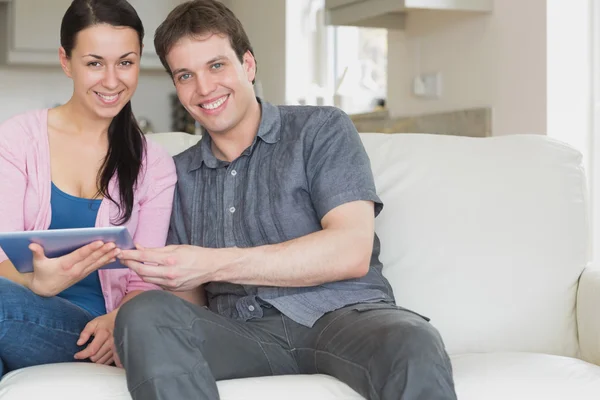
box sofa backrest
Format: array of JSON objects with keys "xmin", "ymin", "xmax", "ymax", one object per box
[
  {"xmin": 147, "ymin": 131, "xmax": 589, "ymax": 358},
  {"xmin": 360, "ymin": 133, "xmax": 588, "ymax": 358}
]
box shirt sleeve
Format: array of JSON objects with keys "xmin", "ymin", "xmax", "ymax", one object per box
[
  {"xmin": 0, "ymin": 119, "xmax": 28, "ymax": 263},
  {"xmin": 305, "ymin": 108, "xmax": 383, "ymax": 221},
  {"xmin": 126, "ymin": 140, "xmax": 177, "ymax": 293}
]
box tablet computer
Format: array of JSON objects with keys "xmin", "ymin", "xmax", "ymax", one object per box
[{"xmin": 0, "ymin": 226, "xmax": 134, "ymax": 273}]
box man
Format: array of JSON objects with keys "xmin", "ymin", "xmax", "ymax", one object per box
[{"xmin": 114, "ymin": 1, "xmax": 457, "ymax": 399}]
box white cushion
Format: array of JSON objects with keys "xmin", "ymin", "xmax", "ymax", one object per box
[
  {"xmin": 3, "ymin": 353, "xmax": 600, "ymax": 400},
  {"xmin": 145, "ymin": 132, "xmax": 201, "ymax": 156},
  {"xmin": 453, "ymin": 352, "xmax": 600, "ymax": 400},
  {"xmin": 360, "ymin": 133, "xmax": 588, "ymax": 357},
  {"xmin": 0, "ymin": 363, "xmax": 363, "ymax": 400}
]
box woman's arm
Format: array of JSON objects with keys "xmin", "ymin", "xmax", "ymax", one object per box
[
  {"xmin": 0, "ymin": 116, "xmax": 118, "ymax": 294},
  {"xmin": 0, "ymin": 259, "xmax": 31, "ymax": 286},
  {"xmin": 171, "ymin": 286, "xmax": 207, "ymax": 305},
  {"xmin": 0, "ymin": 118, "xmax": 30, "ymax": 285}
]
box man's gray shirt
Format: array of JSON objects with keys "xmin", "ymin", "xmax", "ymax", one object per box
[{"xmin": 167, "ymin": 100, "xmax": 395, "ymax": 327}]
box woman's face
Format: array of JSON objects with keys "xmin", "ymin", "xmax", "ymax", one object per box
[{"xmin": 60, "ymin": 24, "xmax": 141, "ymax": 120}]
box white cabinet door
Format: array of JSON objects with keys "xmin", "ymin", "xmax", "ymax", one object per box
[
  {"xmin": 1, "ymin": 0, "xmax": 182, "ymax": 69},
  {"xmin": 12, "ymin": 0, "xmax": 71, "ymax": 52}
]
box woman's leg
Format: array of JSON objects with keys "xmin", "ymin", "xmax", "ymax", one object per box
[{"xmin": 0, "ymin": 277, "xmax": 95, "ymax": 377}]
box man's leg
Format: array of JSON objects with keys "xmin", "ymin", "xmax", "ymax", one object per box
[
  {"xmin": 287, "ymin": 303, "xmax": 456, "ymax": 400},
  {"xmin": 114, "ymin": 291, "xmax": 298, "ymax": 400}
]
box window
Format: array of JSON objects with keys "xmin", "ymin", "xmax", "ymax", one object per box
[
  {"xmin": 592, "ymin": 0, "xmax": 600, "ymax": 261},
  {"xmin": 332, "ymin": 26, "xmax": 388, "ymax": 115},
  {"xmin": 286, "ymin": 0, "xmax": 387, "ymax": 116}
]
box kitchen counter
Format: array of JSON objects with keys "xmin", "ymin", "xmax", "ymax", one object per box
[{"xmin": 349, "ymin": 107, "xmax": 492, "ymax": 137}]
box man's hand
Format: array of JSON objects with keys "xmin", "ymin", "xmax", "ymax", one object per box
[
  {"xmin": 74, "ymin": 310, "xmax": 118, "ymax": 365},
  {"xmin": 118, "ymin": 245, "xmax": 213, "ymax": 291}
]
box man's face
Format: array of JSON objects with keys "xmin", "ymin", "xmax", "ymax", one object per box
[{"xmin": 166, "ymin": 33, "xmax": 257, "ymax": 136}]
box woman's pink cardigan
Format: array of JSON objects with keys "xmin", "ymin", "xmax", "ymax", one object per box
[{"xmin": 0, "ymin": 109, "xmax": 177, "ymax": 312}]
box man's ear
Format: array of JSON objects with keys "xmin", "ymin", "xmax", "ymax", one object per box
[
  {"xmin": 242, "ymin": 50, "xmax": 256, "ymax": 83},
  {"xmin": 59, "ymin": 47, "xmax": 72, "ymax": 78}
]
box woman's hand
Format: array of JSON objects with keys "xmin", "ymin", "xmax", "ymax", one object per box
[
  {"xmin": 74, "ymin": 310, "xmax": 118, "ymax": 365},
  {"xmin": 25, "ymin": 241, "xmax": 120, "ymax": 297}
]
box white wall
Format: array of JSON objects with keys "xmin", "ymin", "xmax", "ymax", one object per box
[
  {"xmin": 0, "ymin": 0, "xmax": 289, "ymax": 128},
  {"xmin": 590, "ymin": 0, "xmax": 600, "ymax": 265},
  {"xmin": 387, "ymin": 0, "xmax": 548, "ymax": 136},
  {"xmin": 547, "ymin": 1, "xmax": 593, "ymax": 172},
  {"xmin": 0, "ymin": 66, "xmax": 175, "ymax": 132},
  {"xmin": 228, "ymin": 0, "xmax": 287, "ymax": 105}
]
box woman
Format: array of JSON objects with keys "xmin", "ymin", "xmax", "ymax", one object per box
[{"xmin": 0, "ymin": 0, "xmax": 176, "ymax": 377}]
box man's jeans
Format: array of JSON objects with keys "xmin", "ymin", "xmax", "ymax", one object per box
[
  {"xmin": 0, "ymin": 278, "xmax": 94, "ymax": 378},
  {"xmin": 115, "ymin": 291, "xmax": 457, "ymax": 400}
]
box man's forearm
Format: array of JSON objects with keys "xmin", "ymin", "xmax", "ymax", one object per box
[{"xmin": 210, "ymin": 227, "xmax": 373, "ymax": 287}]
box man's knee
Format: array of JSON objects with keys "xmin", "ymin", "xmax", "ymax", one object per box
[
  {"xmin": 379, "ymin": 312, "xmax": 456, "ymax": 398},
  {"xmin": 115, "ymin": 290, "xmax": 183, "ymax": 340},
  {"xmin": 378, "ymin": 311, "xmax": 451, "ymax": 368}
]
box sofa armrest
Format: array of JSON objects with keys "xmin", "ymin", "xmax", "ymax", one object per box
[{"xmin": 577, "ymin": 267, "xmax": 600, "ymax": 365}]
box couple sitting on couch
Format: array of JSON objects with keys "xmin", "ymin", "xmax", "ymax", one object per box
[{"xmin": 0, "ymin": 1, "xmax": 456, "ymax": 399}]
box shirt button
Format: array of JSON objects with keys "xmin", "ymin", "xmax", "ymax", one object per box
[
  {"xmin": 248, "ymin": 305, "xmax": 255, "ymax": 311},
  {"xmin": 231, "ymin": 170, "xmax": 237, "ymax": 176},
  {"xmin": 229, "ymin": 207, "xmax": 236, "ymax": 213}
]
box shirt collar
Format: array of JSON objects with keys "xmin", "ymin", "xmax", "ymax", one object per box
[{"xmin": 188, "ymin": 98, "xmax": 281, "ymax": 171}]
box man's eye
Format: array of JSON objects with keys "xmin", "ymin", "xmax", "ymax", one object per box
[
  {"xmin": 211, "ymin": 63, "xmax": 223, "ymax": 69},
  {"xmin": 179, "ymin": 73, "xmax": 192, "ymax": 81}
]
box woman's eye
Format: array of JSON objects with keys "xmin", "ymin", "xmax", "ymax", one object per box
[
  {"xmin": 120, "ymin": 60, "xmax": 133, "ymax": 66},
  {"xmin": 88, "ymin": 61, "xmax": 101, "ymax": 67}
]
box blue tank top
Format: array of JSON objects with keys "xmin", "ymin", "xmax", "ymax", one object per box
[{"xmin": 49, "ymin": 182, "xmax": 107, "ymax": 317}]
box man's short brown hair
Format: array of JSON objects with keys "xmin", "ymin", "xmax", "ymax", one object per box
[{"xmin": 154, "ymin": 0, "xmax": 256, "ymax": 79}]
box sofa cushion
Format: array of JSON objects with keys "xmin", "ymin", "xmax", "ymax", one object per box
[
  {"xmin": 453, "ymin": 352, "xmax": 600, "ymax": 400},
  {"xmin": 0, "ymin": 363, "xmax": 364, "ymax": 400},
  {"xmin": 145, "ymin": 132, "xmax": 201, "ymax": 157},
  {"xmin": 359, "ymin": 133, "xmax": 587, "ymax": 357},
  {"xmin": 3, "ymin": 353, "xmax": 600, "ymax": 400}
]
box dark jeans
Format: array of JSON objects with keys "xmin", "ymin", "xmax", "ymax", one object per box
[
  {"xmin": 0, "ymin": 278, "xmax": 95, "ymax": 378},
  {"xmin": 114, "ymin": 291, "xmax": 456, "ymax": 400}
]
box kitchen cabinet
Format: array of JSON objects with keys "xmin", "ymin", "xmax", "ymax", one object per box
[
  {"xmin": 0, "ymin": 0, "xmax": 182, "ymax": 69},
  {"xmin": 324, "ymin": 0, "xmax": 493, "ymax": 30}
]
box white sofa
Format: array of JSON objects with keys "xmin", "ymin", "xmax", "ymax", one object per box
[{"xmin": 1, "ymin": 131, "xmax": 599, "ymax": 400}]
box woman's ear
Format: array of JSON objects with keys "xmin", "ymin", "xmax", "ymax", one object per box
[{"xmin": 59, "ymin": 47, "xmax": 72, "ymax": 78}]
